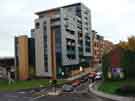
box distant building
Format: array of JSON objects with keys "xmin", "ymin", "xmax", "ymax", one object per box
[
  {"xmin": 31, "ymin": 3, "xmax": 92, "ymax": 79},
  {"xmin": 15, "ymin": 36, "xmax": 35, "ymax": 80},
  {"xmin": 102, "ymin": 47, "xmax": 125, "ymax": 80},
  {"xmin": 0, "ymin": 57, "xmax": 14, "ymax": 79},
  {"xmin": 91, "ymin": 30, "xmax": 114, "ymax": 67},
  {"xmin": 92, "ymin": 30, "xmax": 104, "ymax": 66},
  {"xmin": 103, "ymin": 40, "xmax": 114, "ymax": 55}
]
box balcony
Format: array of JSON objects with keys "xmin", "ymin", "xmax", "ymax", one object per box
[
  {"xmin": 51, "ymin": 21, "xmax": 60, "ymax": 27},
  {"xmin": 51, "ymin": 14, "xmax": 60, "ymax": 19}
]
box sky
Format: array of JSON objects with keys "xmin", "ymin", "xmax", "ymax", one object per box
[{"xmin": 0, "ymin": 0, "xmax": 135, "ymax": 57}]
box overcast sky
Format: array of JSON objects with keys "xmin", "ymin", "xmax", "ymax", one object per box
[{"xmin": 0, "ymin": 0, "xmax": 135, "ymax": 57}]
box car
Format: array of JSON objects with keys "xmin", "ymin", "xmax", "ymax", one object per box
[
  {"xmin": 62, "ymin": 84, "xmax": 73, "ymax": 92},
  {"xmin": 80, "ymin": 76, "xmax": 88, "ymax": 83},
  {"xmin": 88, "ymin": 74, "xmax": 95, "ymax": 79},
  {"xmin": 95, "ymin": 72, "xmax": 102, "ymax": 80},
  {"xmin": 72, "ymin": 80, "xmax": 80, "ymax": 87},
  {"xmin": 96, "ymin": 72, "xmax": 102, "ymax": 76},
  {"xmin": 88, "ymin": 72, "xmax": 96, "ymax": 77},
  {"xmin": 94, "ymin": 75, "xmax": 102, "ymax": 80}
]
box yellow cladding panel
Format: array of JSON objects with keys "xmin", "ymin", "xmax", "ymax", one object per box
[
  {"xmin": 50, "ymin": 31, "xmax": 56, "ymax": 80},
  {"xmin": 18, "ymin": 36, "xmax": 29, "ymax": 80}
]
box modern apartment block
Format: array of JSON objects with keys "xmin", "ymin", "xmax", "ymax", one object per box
[
  {"xmin": 15, "ymin": 35, "xmax": 35, "ymax": 80},
  {"xmin": 31, "ymin": 3, "xmax": 92, "ymax": 79}
]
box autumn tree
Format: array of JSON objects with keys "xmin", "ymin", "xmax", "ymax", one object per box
[
  {"xmin": 127, "ymin": 36, "xmax": 135, "ymax": 51},
  {"xmin": 118, "ymin": 36, "xmax": 135, "ymax": 52}
]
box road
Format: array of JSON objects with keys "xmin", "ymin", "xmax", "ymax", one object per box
[
  {"xmin": 34, "ymin": 81, "xmax": 115, "ymax": 101},
  {"xmin": 0, "ymin": 81, "xmax": 115, "ymax": 101}
]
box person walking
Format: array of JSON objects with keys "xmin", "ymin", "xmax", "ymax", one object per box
[{"xmin": 8, "ymin": 69, "xmax": 15, "ymax": 85}]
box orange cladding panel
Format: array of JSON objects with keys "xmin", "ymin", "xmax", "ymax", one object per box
[{"xmin": 18, "ymin": 36, "xmax": 29, "ymax": 80}]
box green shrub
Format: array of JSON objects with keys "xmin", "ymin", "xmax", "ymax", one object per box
[{"xmin": 115, "ymin": 85, "xmax": 135, "ymax": 96}]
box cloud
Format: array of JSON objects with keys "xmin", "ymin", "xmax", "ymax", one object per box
[{"xmin": 0, "ymin": 0, "xmax": 135, "ymax": 56}]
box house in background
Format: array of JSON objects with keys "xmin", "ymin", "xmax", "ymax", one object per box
[
  {"xmin": 102, "ymin": 47, "xmax": 125, "ymax": 80},
  {"xmin": 0, "ymin": 57, "xmax": 14, "ymax": 79}
]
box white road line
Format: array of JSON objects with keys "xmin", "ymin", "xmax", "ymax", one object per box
[
  {"xmin": 5, "ymin": 95, "xmax": 32, "ymax": 99},
  {"xmin": 33, "ymin": 95, "xmax": 46, "ymax": 100}
]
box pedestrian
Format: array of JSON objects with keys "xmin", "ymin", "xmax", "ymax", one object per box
[
  {"xmin": 91, "ymin": 76, "xmax": 95, "ymax": 83},
  {"xmin": 8, "ymin": 70, "xmax": 15, "ymax": 85}
]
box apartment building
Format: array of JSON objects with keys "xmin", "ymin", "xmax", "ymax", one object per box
[
  {"xmin": 103, "ymin": 40, "xmax": 114, "ymax": 54},
  {"xmin": 32, "ymin": 3, "xmax": 92, "ymax": 79},
  {"xmin": 91, "ymin": 30, "xmax": 114, "ymax": 67},
  {"xmin": 92, "ymin": 30, "xmax": 104, "ymax": 66}
]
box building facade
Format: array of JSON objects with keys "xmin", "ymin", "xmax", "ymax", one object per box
[
  {"xmin": 103, "ymin": 40, "xmax": 114, "ymax": 55},
  {"xmin": 92, "ymin": 30, "xmax": 104, "ymax": 66},
  {"xmin": 32, "ymin": 3, "xmax": 92, "ymax": 79},
  {"xmin": 15, "ymin": 36, "xmax": 35, "ymax": 80},
  {"xmin": 0, "ymin": 57, "xmax": 14, "ymax": 79}
]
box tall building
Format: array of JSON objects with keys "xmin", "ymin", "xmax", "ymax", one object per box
[
  {"xmin": 92, "ymin": 30, "xmax": 104, "ymax": 66},
  {"xmin": 32, "ymin": 3, "xmax": 92, "ymax": 79},
  {"xmin": 15, "ymin": 35, "xmax": 35, "ymax": 80},
  {"xmin": 91, "ymin": 30, "xmax": 114, "ymax": 67}
]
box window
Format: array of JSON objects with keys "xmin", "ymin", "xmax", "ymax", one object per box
[
  {"xmin": 44, "ymin": 55, "xmax": 48, "ymax": 72},
  {"xmin": 35, "ymin": 22, "xmax": 40, "ymax": 29},
  {"xmin": 43, "ymin": 26, "xmax": 48, "ymax": 72},
  {"xmin": 66, "ymin": 38, "xmax": 76, "ymax": 59}
]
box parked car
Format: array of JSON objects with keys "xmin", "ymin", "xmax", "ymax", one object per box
[
  {"xmin": 96, "ymin": 72, "xmax": 102, "ymax": 76},
  {"xmin": 94, "ymin": 75, "xmax": 102, "ymax": 80},
  {"xmin": 88, "ymin": 73, "xmax": 96, "ymax": 79},
  {"xmin": 88, "ymin": 72, "xmax": 97, "ymax": 83},
  {"xmin": 72, "ymin": 80, "xmax": 80, "ymax": 87},
  {"xmin": 62, "ymin": 84, "xmax": 73, "ymax": 92},
  {"xmin": 95, "ymin": 72, "xmax": 102, "ymax": 80},
  {"xmin": 80, "ymin": 76, "xmax": 88, "ymax": 83}
]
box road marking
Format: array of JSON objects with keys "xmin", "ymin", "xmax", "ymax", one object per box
[
  {"xmin": 5, "ymin": 95, "xmax": 32, "ymax": 99},
  {"xmin": 33, "ymin": 95, "xmax": 46, "ymax": 100}
]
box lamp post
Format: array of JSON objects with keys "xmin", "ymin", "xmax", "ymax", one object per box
[
  {"xmin": 80, "ymin": 66, "xmax": 83, "ymax": 73},
  {"xmin": 61, "ymin": 72, "xmax": 64, "ymax": 79}
]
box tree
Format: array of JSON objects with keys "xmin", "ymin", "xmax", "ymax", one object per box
[
  {"xmin": 118, "ymin": 36, "xmax": 135, "ymax": 52},
  {"xmin": 127, "ymin": 36, "xmax": 135, "ymax": 52},
  {"xmin": 117, "ymin": 41, "xmax": 128, "ymax": 49}
]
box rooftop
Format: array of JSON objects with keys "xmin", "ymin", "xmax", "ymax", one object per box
[{"xmin": 35, "ymin": 2, "xmax": 81, "ymax": 15}]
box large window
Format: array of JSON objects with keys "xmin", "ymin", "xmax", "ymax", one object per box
[
  {"xmin": 35, "ymin": 22, "xmax": 40, "ymax": 29},
  {"xmin": 66, "ymin": 38, "xmax": 76, "ymax": 59},
  {"xmin": 85, "ymin": 36, "xmax": 91, "ymax": 52},
  {"xmin": 51, "ymin": 26, "xmax": 62, "ymax": 70},
  {"xmin": 43, "ymin": 25, "xmax": 48, "ymax": 72}
]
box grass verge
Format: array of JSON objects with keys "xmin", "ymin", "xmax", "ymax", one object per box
[
  {"xmin": 98, "ymin": 79, "xmax": 135, "ymax": 94},
  {"xmin": 0, "ymin": 79, "xmax": 65, "ymax": 92}
]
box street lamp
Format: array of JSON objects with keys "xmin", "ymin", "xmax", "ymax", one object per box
[
  {"xmin": 61, "ymin": 72, "xmax": 64, "ymax": 79},
  {"xmin": 80, "ymin": 66, "xmax": 83, "ymax": 72}
]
